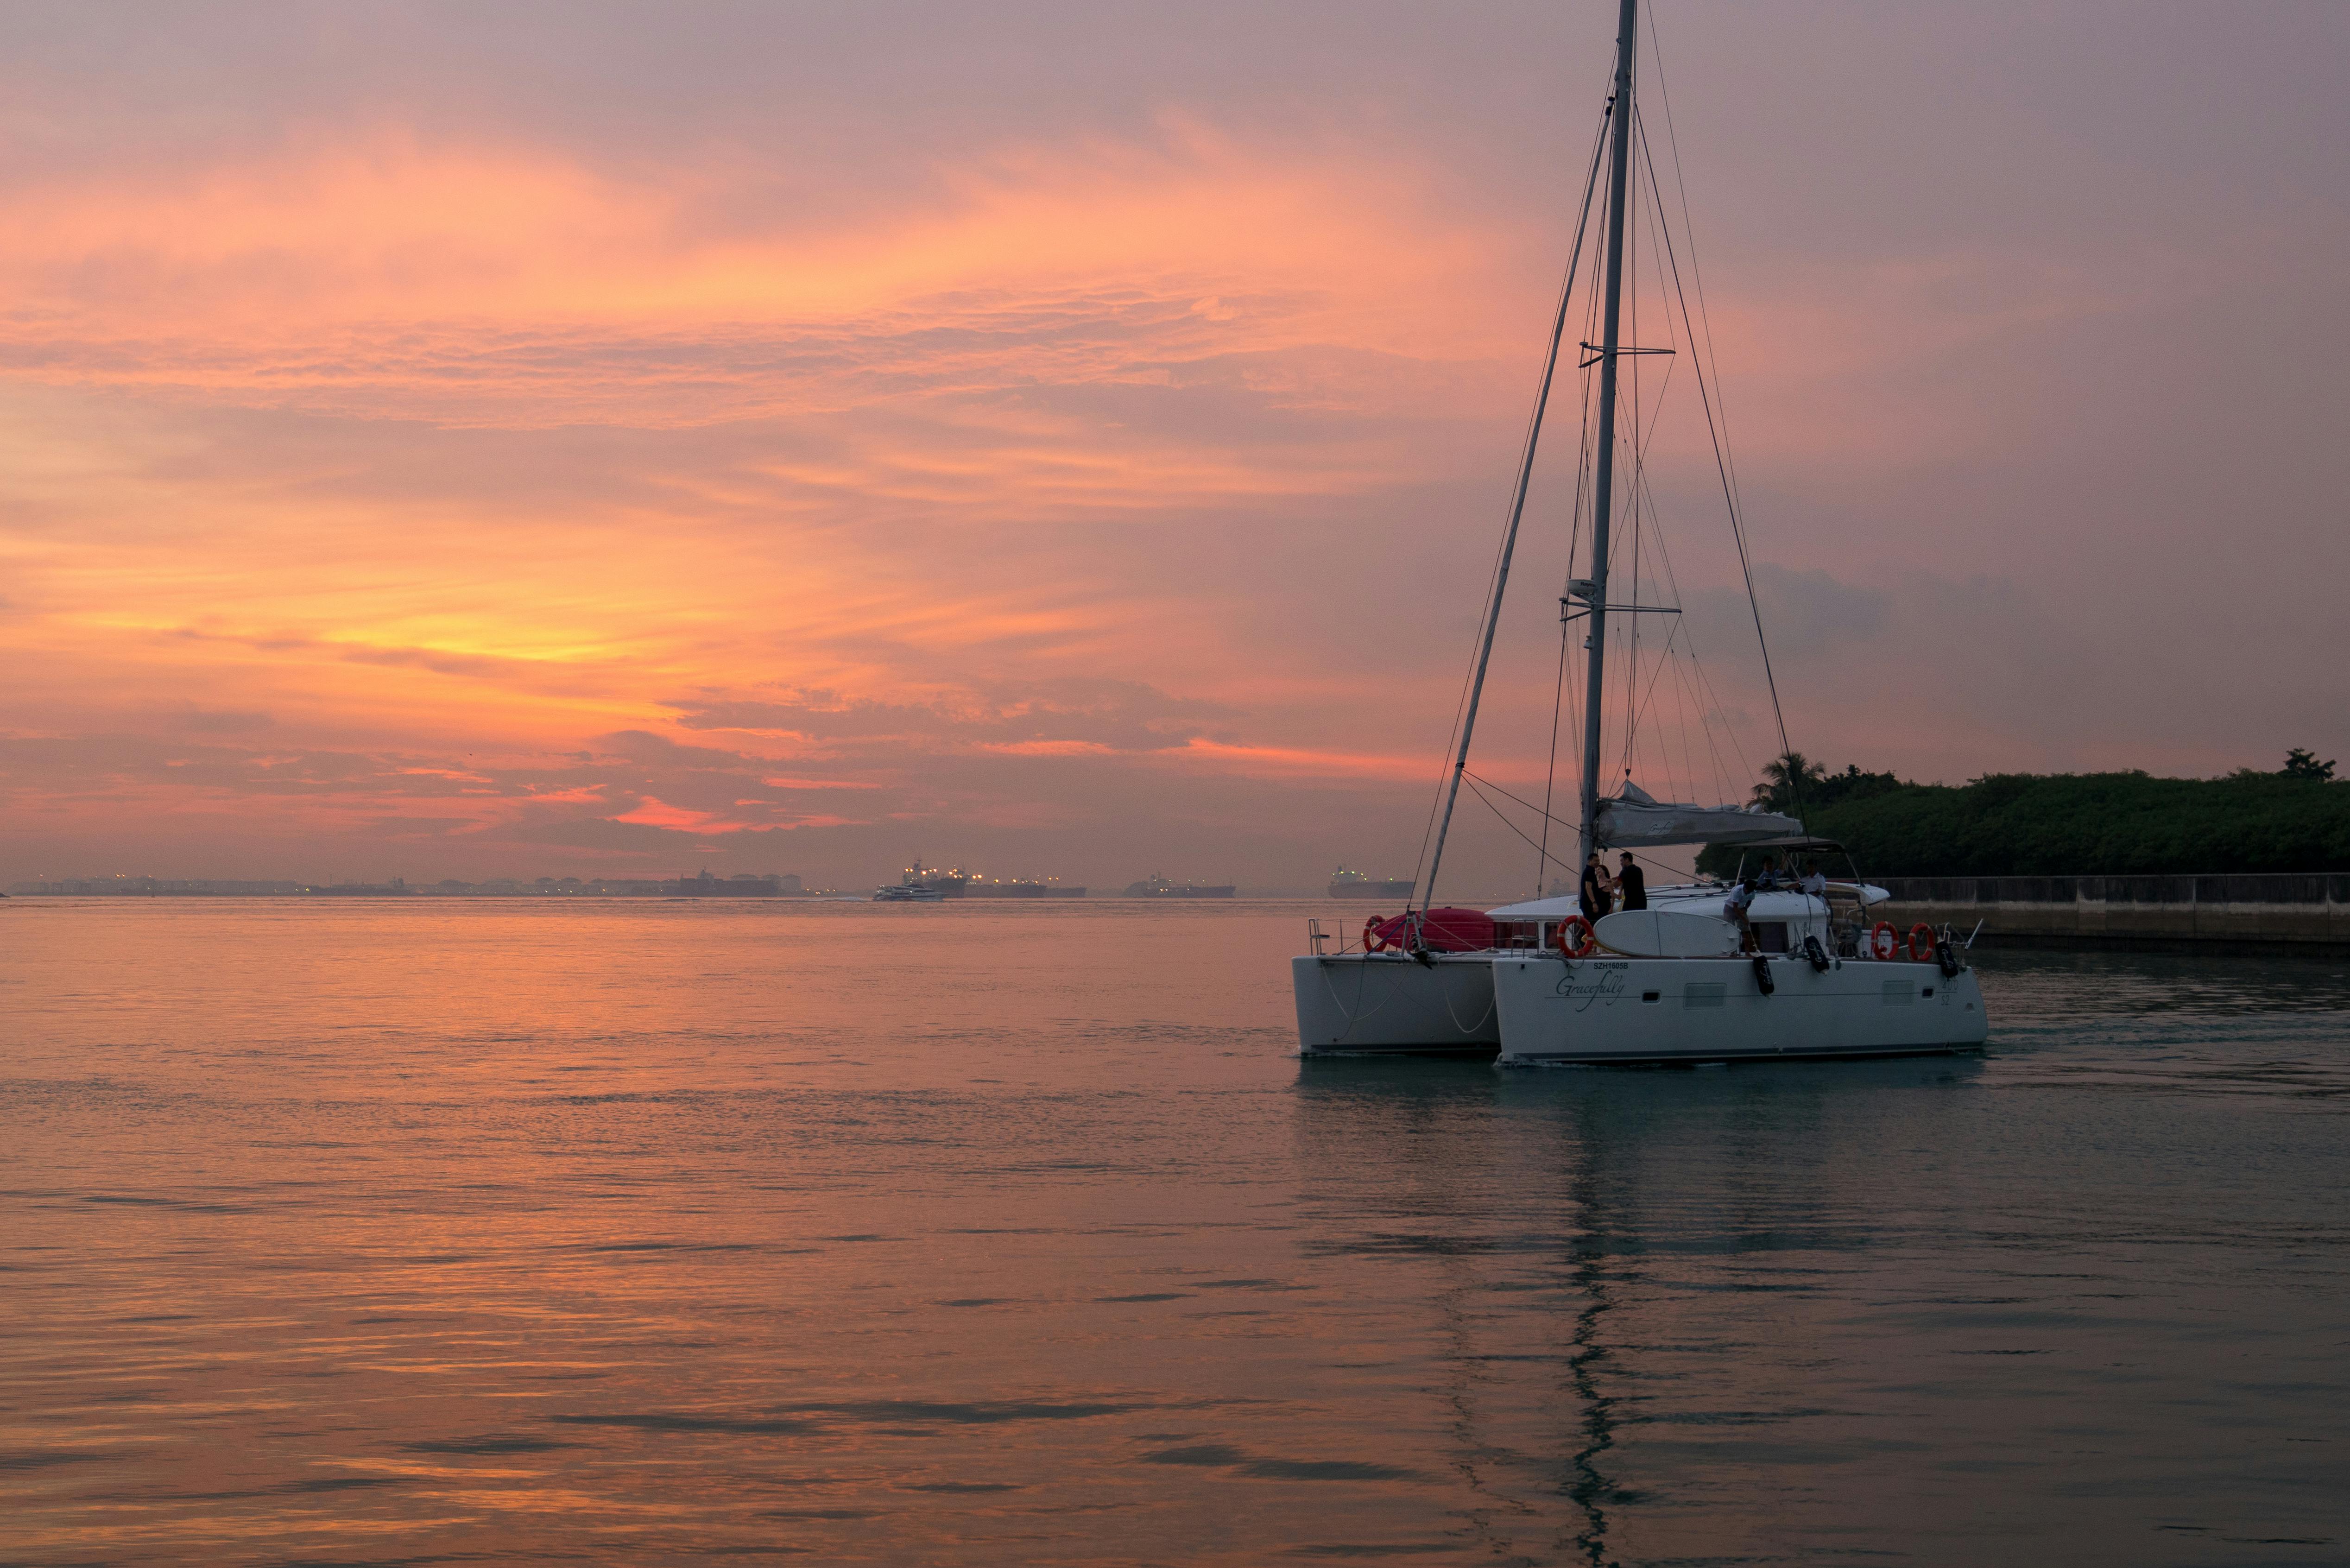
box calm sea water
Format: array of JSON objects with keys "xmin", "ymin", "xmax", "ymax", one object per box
[{"xmin": 3, "ymin": 899, "xmax": 2345, "ymax": 1566}]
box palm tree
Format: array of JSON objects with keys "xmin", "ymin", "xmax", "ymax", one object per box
[{"xmin": 1750, "ymin": 751, "xmax": 1827, "ymax": 815}]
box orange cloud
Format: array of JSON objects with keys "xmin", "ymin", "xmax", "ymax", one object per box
[
  {"xmin": 611, "ymin": 797, "xmax": 728, "ymax": 831},
  {"xmin": 0, "ymin": 120, "xmax": 1526, "ymax": 426}
]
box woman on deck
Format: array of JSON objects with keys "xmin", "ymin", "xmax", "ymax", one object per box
[{"xmin": 1579, "ymin": 852, "xmax": 1615, "ymax": 920}]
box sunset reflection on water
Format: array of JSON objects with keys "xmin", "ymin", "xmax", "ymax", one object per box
[{"xmin": 4, "ymin": 903, "xmax": 2344, "ymax": 1564}]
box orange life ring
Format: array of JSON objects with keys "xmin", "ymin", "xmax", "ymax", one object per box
[
  {"xmin": 1868, "ymin": 921, "xmax": 1899, "ymax": 961},
  {"xmin": 1555, "ymin": 916, "xmax": 1597, "ymax": 958},
  {"xmin": 1363, "ymin": 915, "xmax": 1387, "ymax": 954},
  {"xmin": 1908, "ymin": 923, "xmax": 1936, "ymax": 962}
]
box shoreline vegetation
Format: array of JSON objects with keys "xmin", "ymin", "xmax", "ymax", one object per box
[{"xmin": 1704, "ymin": 750, "xmax": 2349, "ymax": 878}]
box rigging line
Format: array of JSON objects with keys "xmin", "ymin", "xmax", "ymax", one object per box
[
  {"xmin": 1628, "ymin": 461, "xmax": 1737, "ymax": 804},
  {"xmin": 1557, "ymin": 249, "xmax": 1604, "ymax": 829},
  {"xmin": 1619, "ymin": 362, "xmax": 1696, "ymax": 797},
  {"xmin": 1418, "ymin": 102, "xmax": 1614, "ymax": 910},
  {"xmin": 1543, "ymin": 291, "xmax": 1600, "ymax": 889},
  {"xmin": 1635, "ymin": 107, "xmax": 1798, "ymax": 818},
  {"xmin": 1647, "ymin": 551, "xmax": 1697, "ymax": 804},
  {"xmin": 1625, "ymin": 450, "xmax": 1703, "ymax": 801},
  {"xmin": 1467, "ymin": 762, "xmax": 1694, "ymax": 883},
  {"xmin": 1613, "ymin": 117, "xmax": 1696, "ymax": 791},
  {"xmin": 1536, "ymin": 613, "xmax": 1573, "ymax": 897},
  {"xmin": 1639, "ymin": 45, "xmax": 1788, "ymax": 816},
  {"xmin": 1465, "ymin": 775, "xmax": 1582, "ymax": 875},
  {"xmin": 1634, "ymin": 493, "xmax": 1742, "ymax": 804},
  {"xmin": 1465, "ymin": 770, "xmax": 1687, "ymax": 880},
  {"xmin": 1641, "ymin": 11, "xmax": 1744, "ymax": 521},
  {"xmin": 1411, "ymin": 115, "xmax": 1611, "ymax": 893},
  {"xmin": 1614, "ymin": 133, "xmax": 1687, "ymax": 794},
  {"xmin": 1609, "ymin": 357, "xmax": 1677, "ymax": 784},
  {"xmin": 1624, "ymin": 613, "xmax": 1689, "ymax": 752},
  {"xmin": 1686, "ymin": 639, "xmax": 1756, "ymax": 793},
  {"xmin": 1604, "ymin": 175, "xmax": 1689, "ymax": 797},
  {"xmin": 1546, "ymin": 344, "xmax": 1597, "ymax": 852},
  {"xmin": 1663, "ymin": 637, "xmax": 1704, "ymax": 806},
  {"xmin": 1469, "ymin": 768, "xmax": 1585, "ymax": 829},
  {"xmin": 1646, "ymin": 17, "xmax": 1748, "ymax": 531},
  {"xmin": 1644, "ymin": 138, "xmax": 1784, "ymax": 804}
]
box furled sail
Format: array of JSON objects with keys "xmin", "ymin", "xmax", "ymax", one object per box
[{"xmin": 1593, "ymin": 780, "xmax": 1801, "ymax": 847}]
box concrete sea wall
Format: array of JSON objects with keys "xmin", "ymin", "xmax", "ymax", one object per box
[{"xmin": 1876, "ymin": 874, "xmax": 2350, "ymax": 954}]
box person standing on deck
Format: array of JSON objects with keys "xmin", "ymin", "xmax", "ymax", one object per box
[
  {"xmin": 1616, "ymin": 851, "xmax": 1647, "ymax": 911},
  {"xmin": 1724, "ymin": 876, "xmax": 1758, "ymax": 953},
  {"xmin": 1579, "ymin": 852, "xmax": 1615, "ymax": 920}
]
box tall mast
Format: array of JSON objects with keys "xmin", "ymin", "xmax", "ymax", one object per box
[
  {"xmin": 1579, "ymin": 0, "xmax": 1639, "ymax": 871},
  {"xmin": 1413, "ymin": 28, "xmax": 1614, "ymax": 918}
]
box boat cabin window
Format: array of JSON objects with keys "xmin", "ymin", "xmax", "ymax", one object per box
[{"xmin": 1754, "ymin": 921, "xmax": 1790, "ymax": 955}]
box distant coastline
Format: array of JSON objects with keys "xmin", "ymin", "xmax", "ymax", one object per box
[
  {"xmin": 6, "ymin": 871, "xmax": 810, "ymax": 899},
  {"xmin": 7, "ymin": 877, "xmax": 1353, "ymax": 901}
]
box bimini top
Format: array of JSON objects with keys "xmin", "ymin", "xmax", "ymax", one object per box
[{"xmin": 1725, "ymin": 834, "xmax": 1846, "ymax": 855}]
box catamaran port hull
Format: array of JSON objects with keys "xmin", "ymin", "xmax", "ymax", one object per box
[
  {"xmin": 1292, "ymin": 954, "xmax": 1499, "ymax": 1054},
  {"xmin": 1491, "ymin": 953, "xmax": 1987, "ymax": 1065}
]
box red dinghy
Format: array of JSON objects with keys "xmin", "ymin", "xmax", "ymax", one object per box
[{"xmin": 1363, "ymin": 907, "xmax": 1497, "ymax": 954}]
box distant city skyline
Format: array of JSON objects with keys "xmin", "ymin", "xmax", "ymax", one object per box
[{"xmin": 1, "ymin": 1, "xmax": 2342, "ymax": 893}]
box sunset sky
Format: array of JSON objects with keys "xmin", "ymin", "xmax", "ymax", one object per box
[{"xmin": 3, "ymin": 0, "xmax": 2344, "ymax": 892}]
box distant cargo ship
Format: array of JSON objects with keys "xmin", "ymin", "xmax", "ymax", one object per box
[
  {"xmin": 1328, "ymin": 867, "xmax": 1415, "ymax": 900},
  {"xmin": 1124, "ymin": 875, "xmax": 1235, "ymax": 899},
  {"xmin": 964, "ymin": 876, "xmax": 1086, "ymax": 898}
]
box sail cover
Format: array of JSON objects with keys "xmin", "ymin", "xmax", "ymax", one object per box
[{"xmin": 1594, "ymin": 781, "xmax": 1802, "ymax": 847}]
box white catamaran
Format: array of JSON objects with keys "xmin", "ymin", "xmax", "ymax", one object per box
[{"xmin": 1292, "ymin": 0, "xmax": 1988, "ymax": 1065}]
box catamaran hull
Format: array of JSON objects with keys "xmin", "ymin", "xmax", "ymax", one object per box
[
  {"xmin": 1292, "ymin": 954, "xmax": 1499, "ymax": 1054},
  {"xmin": 1492, "ymin": 953, "xmax": 1987, "ymax": 1065}
]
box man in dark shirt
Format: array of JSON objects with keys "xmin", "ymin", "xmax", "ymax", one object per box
[
  {"xmin": 1616, "ymin": 851, "xmax": 1647, "ymax": 910},
  {"xmin": 1579, "ymin": 851, "xmax": 1614, "ymax": 920}
]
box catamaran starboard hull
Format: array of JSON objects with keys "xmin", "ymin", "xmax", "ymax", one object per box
[
  {"xmin": 1491, "ymin": 953, "xmax": 1987, "ymax": 1065},
  {"xmin": 1293, "ymin": 954, "xmax": 1500, "ymax": 1055}
]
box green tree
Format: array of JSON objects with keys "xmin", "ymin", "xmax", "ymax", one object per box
[
  {"xmin": 2281, "ymin": 747, "xmax": 2337, "ymax": 781},
  {"xmin": 1811, "ymin": 763, "xmax": 1908, "ymax": 809},
  {"xmin": 1750, "ymin": 751, "xmax": 1828, "ymax": 814},
  {"xmin": 1705, "ymin": 764, "xmax": 2350, "ymax": 877}
]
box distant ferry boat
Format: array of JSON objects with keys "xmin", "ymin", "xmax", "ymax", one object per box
[
  {"xmin": 871, "ymin": 862, "xmax": 1084, "ymax": 899},
  {"xmin": 1124, "ymin": 875, "xmax": 1235, "ymax": 898},
  {"xmin": 872, "ymin": 860, "xmax": 955, "ymax": 901},
  {"xmin": 1328, "ymin": 868, "xmax": 1414, "ymax": 901}
]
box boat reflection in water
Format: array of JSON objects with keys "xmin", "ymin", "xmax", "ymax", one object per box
[{"xmin": 1289, "ymin": 1051, "xmax": 1991, "ymax": 1559}]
